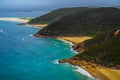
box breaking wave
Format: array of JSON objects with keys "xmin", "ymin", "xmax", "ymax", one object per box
[
  {"xmin": 52, "ymin": 60, "xmax": 59, "ymax": 64},
  {"xmin": 74, "ymin": 66, "xmax": 94, "ymax": 79}
]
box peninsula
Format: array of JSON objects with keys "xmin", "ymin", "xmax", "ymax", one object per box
[{"xmin": 30, "ymin": 7, "xmax": 120, "ymax": 80}]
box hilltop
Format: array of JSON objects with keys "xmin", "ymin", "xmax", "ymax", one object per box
[
  {"xmin": 28, "ymin": 7, "xmax": 91, "ymax": 24},
  {"xmin": 35, "ymin": 7, "xmax": 120, "ymax": 37}
]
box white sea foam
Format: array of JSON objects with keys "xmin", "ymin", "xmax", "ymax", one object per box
[
  {"xmin": 52, "ymin": 60, "xmax": 59, "ymax": 64},
  {"xmin": 58, "ymin": 38, "xmax": 74, "ymax": 46},
  {"xmin": 58, "ymin": 38, "xmax": 78, "ymax": 54},
  {"xmin": 29, "ymin": 34, "xmax": 33, "ymax": 37},
  {"xmin": 0, "ymin": 29, "xmax": 4, "ymax": 33},
  {"xmin": 22, "ymin": 38, "xmax": 25, "ymax": 41},
  {"xmin": 57, "ymin": 39, "xmax": 93, "ymax": 79},
  {"xmin": 70, "ymin": 48, "xmax": 79, "ymax": 54},
  {"xmin": 74, "ymin": 66, "xmax": 94, "ymax": 79}
]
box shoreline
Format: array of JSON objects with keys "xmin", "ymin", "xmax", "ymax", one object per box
[
  {"xmin": 33, "ymin": 34, "xmax": 120, "ymax": 80},
  {"xmin": 59, "ymin": 36, "xmax": 93, "ymax": 44},
  {"xmin": 57, "ymin": 38, "xmax": 95, "ymax": 79},
  {"xmin": 1, "ymin": 18, "xmax": 120, "ymax": 80},
  {"xmin": 58, "ymin": 38, "xmax": 120, "ymax": 80},
  {"xmin": 0, "ymin": 18, "xmax": 95, "ymax": 79},
  {"xmin": 56, "ymin": 35, "xmax": 120, "ymax": 80},
  {"xmin": 59, "ymin": 59, "xmax": 120, "ymax": 80},
  {"xmin": 57, "ymin": 38, "xmax": 78, "ymax": 54}
]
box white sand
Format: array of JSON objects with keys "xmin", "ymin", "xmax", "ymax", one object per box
[{"xmin": 0, "ymin": 18, "xmax": 30, "ymax": 23}]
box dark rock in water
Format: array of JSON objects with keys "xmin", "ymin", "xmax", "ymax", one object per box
[
  {"xmin": 72, "ymin": 43, "xmax": 85, "ymax": 53},
  {"xmin": 59, "ymin": 59, "xmax": 68, "ymax": 63},
  {"xmin": 59, "ymin": 57, "xmax": 83, "ymax": 66},
  {"xmin": 17, "ymin": 23, "xmax": 26, "ymax": 25},
  {"xmin": 33, "ymin": 33, "xmax": 55, "ymax": 38},
  {"xmin": 34, "ymin": 33, "xmax": 40, "ymax": 37}
]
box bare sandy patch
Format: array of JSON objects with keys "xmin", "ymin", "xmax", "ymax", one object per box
[{"xmin": 60, "ymin": 36, "xmax": 93, "ymax": 44}]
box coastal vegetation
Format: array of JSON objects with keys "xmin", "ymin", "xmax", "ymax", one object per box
[{"xmin": 35, "ymin": 7, "xmax": 120, "ymax": 37}]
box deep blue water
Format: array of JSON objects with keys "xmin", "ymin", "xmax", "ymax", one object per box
[{"xmin": 0, "ymin": 21, "xmax": 94, "ymax": 80}]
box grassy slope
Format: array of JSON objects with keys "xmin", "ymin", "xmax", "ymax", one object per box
[
  {"xmin": 38, "ymin": 7, "xmax": 120, "ymax": 37},
  {"xmin": 28, "ymin": 7, "xmax": 91, "ymax": 24}
]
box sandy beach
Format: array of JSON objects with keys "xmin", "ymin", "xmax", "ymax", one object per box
[
  {"xmin": 79, "ymin": 61, "xmax": 120, "ymax": 80},
  {"xmin": 59, "ymin": 58, "xmax": 120, "ymax": 80},
  {"xmin": 60, "ymin": 36, "xmax": 93, "ymax": 44}
]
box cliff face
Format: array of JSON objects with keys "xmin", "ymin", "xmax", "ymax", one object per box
[{"xmin": 35, "ymin": 7, "xmax": 120, "ymax": 37}]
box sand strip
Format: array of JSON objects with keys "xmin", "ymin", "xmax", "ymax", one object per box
[{"xmin": 0, "ymin": 18, "xmax": 30, "ymax": 23}]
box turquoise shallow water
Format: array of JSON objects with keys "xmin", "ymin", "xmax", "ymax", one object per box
[{"xmin": 0, "ymin": 21, "xmax": 94, "ymax": 80}]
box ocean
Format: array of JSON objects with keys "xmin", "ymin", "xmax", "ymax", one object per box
[
  {"xmin": 0, "ymin": 20, "xmax": 94, "ymax": 80},
  {"xmin": 0, "ymin": 10, "xmax": 50, "ymax": 17}
]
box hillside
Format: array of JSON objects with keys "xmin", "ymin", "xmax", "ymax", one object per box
[
  {"xmin": 69, "ymin": 28, "xmax": 120, "ymax": 69},
  {"xmin": 35, "ymin": 7, "xmax": 120, "ymax": 37},
  {"xmin": 28, "ymin": 7, "xmax": 91, "ymax": 24}
]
